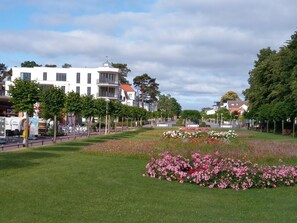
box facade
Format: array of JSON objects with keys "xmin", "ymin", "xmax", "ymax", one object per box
[
  {"xmin": 4, "ymin": 60, "xmax": 120, "ymax": 101},
  {"xmin": 119, "ymin": 84, "xmax": 137, "ymax": 107}
]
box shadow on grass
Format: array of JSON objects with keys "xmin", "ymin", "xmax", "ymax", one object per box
[
  {"xmin": 38, "ymin": 128, "xmax": 154, "ymax": 152},
  {"xmin": 0, "ymin": 151, "xmax": 60, "ymax": 170},
  {"xmin": 0, "ymin": 128, "xmax": 153, "ymax": 171}
]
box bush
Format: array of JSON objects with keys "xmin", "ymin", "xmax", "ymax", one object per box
[
  {"xmin": 174, "ymin": 119, "xmax": 184, "ymax": 126},
  {"xmin": 144, "ymin": 151, "xmax": 297, "ymax": 190}
]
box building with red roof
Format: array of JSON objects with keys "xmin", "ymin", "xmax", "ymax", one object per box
[{"xmin": 120, "ymin": 84, "xmax": 137, "ymax": 107}]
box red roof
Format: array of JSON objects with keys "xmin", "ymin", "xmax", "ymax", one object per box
[{"xmin": 120, "ymin": 84, "xmax": 135, "ymax": 92}]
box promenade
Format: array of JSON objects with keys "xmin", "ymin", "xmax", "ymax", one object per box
[{"xmin": 0, "ymin": 127, "xmax": 132, "ymax": 152}]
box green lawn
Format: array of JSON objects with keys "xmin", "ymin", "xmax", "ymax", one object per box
[{"xmin": 0, "ymin": 129, "xmax": 297, "ymax": 223}]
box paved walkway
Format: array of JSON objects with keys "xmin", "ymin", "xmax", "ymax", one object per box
[{"xmin": 0, "ymin": 127, "xmax": 133, "ymax": 152}]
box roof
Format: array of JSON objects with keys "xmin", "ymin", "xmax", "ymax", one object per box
[
  {"xmin": 227, "ymin": 100, "xmax": 248, "ymax": 109},
  {"xmin": 120, "ymin": 84, "xmax": 135, "ymax": 92}
]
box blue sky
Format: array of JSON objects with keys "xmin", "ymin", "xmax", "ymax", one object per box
[{"xmin": 1, "ymin": 0, "xmax": 297, "ymax": 110}]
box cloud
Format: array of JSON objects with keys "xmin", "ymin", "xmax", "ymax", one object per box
[{"xmin": 0, "ymin": 0, "xmax": 297, "ymax": 110}]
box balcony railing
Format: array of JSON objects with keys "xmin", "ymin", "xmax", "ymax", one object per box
[
  {"xmin": 96, "ymin": 78, "xmax": 118, "ymax": 85},
  {"xmin": 96, "ymin": 93, "xmax": 118, "ymax": 98}
]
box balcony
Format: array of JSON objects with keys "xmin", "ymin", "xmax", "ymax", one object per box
[
  {"xmin": 96, "ymin": 93, "xmax": 118, "ymax": 99},
  {"xmin": 96, "ymin": 78, "xmax": 119, "ymax": 86}
]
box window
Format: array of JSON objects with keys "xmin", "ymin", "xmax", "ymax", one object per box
[
  {"xmin": 76, "ymin": 86, "xmax": 80, "ymax": 94},
  {"xmin": 21, "ymin": 72, "xmax": 31, "ymax": 80},
  {"xmin": 61, "ymin": 86, "xmax": 66, "ymax": 93},
  {"xmin": 43, "ymin": 72, "xmax": 47, "ymax": 81},
  {"xmin": 76, "ymin": 73, "xmax": 80, "ymax": 83},
  {"xmin": 87, "ymin": 73, "xmax": 91, "ymax": 84},
  {"xmin": 87, "ymin": 87, "xmax": 91, "ymax": 96},
  {"xmin": 56, "ymin": 73, "xmax": 66, "ymax": 81},
  {"xmin": 40, "ymin": 84, "xmax": 53, "ymax": 91}
]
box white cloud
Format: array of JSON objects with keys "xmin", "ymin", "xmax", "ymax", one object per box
[{"xmin": 0, "ymin": 0, "xmax": 297, "ymax": 110}]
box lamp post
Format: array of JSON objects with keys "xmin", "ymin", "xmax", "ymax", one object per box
[{"xmin": 105, "ymin": 98, "xmax": 109, "ymax": 135}]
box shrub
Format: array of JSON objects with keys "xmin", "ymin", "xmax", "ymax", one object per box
[{"xmin": 144, "ymin": 151, "xmax": 297, "ymax": 190}]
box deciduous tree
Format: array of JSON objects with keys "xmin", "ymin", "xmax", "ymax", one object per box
[
  {"xmin": 40, "ymin": 86, "xmax": 65, "ymax": 142},
  {"xmin": 8, "ymin": 78, "xmax": 40, "ymax": 147}
]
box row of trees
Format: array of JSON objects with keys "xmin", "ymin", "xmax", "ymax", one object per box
[
  {"xmin": 243, "ymin": 31, "xmax": 297, "ymax": 133},
  {"xmin": 8, "ymin": 78, "xmax": 150, "ymax": 147}
]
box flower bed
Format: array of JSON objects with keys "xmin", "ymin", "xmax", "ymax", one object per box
[
  {"xmin": 144, "ymin": 151, "xmax": 297, "ymax": 190},
  {"xmin": 163, "ymin": 129, "xmax": 237, "ymax": 142}
]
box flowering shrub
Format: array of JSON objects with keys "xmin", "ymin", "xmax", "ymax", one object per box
[
  {"xmin": 163, "ymin": 129, "xmax": 237, "ymax": 142},
  {"xmin": 163, "ymin": 130, "xmax": 205, "ymax": 139},
  {"xmin": 144, "ymin": 151, "xmax": 297, "ymax": 190},
  {"xmin": 207, "ymin": 130, "xmax": 238, "ymax": 142}
]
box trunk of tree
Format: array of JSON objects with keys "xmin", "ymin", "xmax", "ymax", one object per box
[
  {"xmin": 99, "ymin": 116, "xmax": 102, "ymax": 135},
  {"xmin": 273, "ymin": 120, "xmax": 276, "ymax": 134},
  {"xmin": 293, "ymin": 118, "xmax": 295, "ymax": 137},
  {"xmin": 53, "ymin": 115, "xmax": 57, "ymax": 143},
  {"xmin": 266, "ymin": 121, "xmax": 269, "ymax": 133},
  {"xmin": 25, "ymin": 113, "xmax": 29, "ymax": 147},
  {"xmin": 282, "ymin": 120, "xmax": 284, "ymax": 135},
  {"xmin": 87, "ymin": 116, "xmax": 91, "ymax": 137},
  {"xmin": 141, "ymin": 93, "xmax": 144, "ymax": 108},
  {"xmin": 105, "ymin": 113, "xmax": 108, "ymax": 135},
  {"xmin": 73, "ymin": 114, "xmax": 76, "ymax": 137},
  {"xmin": 108, "ymin": 115, "xmax": 111, "ymax": 133}
]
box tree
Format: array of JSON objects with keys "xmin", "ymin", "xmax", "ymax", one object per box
[
  {"xmin": 94, "ymin": 98, "xmax": 107, "ymax": 133},
  {"xmin": 216, "ymin": 107, "xmax": 231, "ymax": 122},
  {"xmin": 39, "ymin": 86, "xmax": 65, "ymax": 143},
  {"xmin": 0, "ymin": 63, "xmax": 12, "ymax": 92},
  {"xmin": 220, "ymin": 91, "xmax": 240, "ymax": 105},
  {"xmin": 133, "ymin": 73, "xmax": 160, "ymax": 109},
  {"xmin": 244, "ymin": 31, "xmax": 297, "ymax": 123},
  {"xmin": 62, "ymin": 63, "xmax": 72, "ymax": 68},
  {"xmin": 181, "ymin": 110, "xmax": 201, "ymax": 124},
  {"xmin": 112, "ymin": 63, "xmax": 131, "ymax": 84},
  {"xmin": 157, "ymin": 94, "xmax": 182, "ymax": 119},
  {"xmin": 45, "ymin": 64, "xmax": 57, "ymax": 67},
  {"xmin": 21, "ymin": 61, "xmax": 40, "ymax": 67},
  {"xmin": 8, "ymin": 78, "xmax": 40, "ymax": 147},
  {"xmin": 81, "ymin": 95, "xmax": 97, "ymax": 137},
  {"xmin": 170, "ymin": 97, "xmax": 182, "ymax": 117},
  {"xmin": 65, "ymin": 91, "xmax": 82, "ymax": 127}
]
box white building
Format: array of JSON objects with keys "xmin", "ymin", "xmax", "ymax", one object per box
[
  {"xmin": 4, "ymin": 60, "xmax": 121, "ymax": 101},
  {"xmin": 120, "ymin": 84, "xmax": 137, "ymax": 107}
]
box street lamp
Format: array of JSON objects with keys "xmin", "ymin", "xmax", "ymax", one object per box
[{"xmin": 105, "ymin": 98, "xmax": 110, "ymax": 135}]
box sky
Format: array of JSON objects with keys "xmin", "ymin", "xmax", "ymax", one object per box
[{"xmin": 0, "ymin": 0, "xmax": 297, "ymax": 110}]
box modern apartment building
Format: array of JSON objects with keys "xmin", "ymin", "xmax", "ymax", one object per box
[{"xmin": 4, "ymin": 60, "xmax": 120, "ymax": 101}]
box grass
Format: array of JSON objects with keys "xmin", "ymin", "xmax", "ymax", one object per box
[{"xmin": 0, "ymin": 128, "xmax": 297, "ymax": 222}]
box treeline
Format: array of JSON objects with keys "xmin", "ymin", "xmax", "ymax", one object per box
[{"xmin": 244, "ymin": 31, "xmax": 297, "ymax": 134}]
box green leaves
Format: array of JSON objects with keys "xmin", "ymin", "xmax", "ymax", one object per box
[
  {"xmin": 133, "ymin": 73, "xmax": 160, "ymax": 108},
  {"xmin": 244, "ymin": 30, "xmax": 297, "ymax": 120},
  {"xmin": 8, "ymin": 78, "xmax": 40, "ymax": 114},
  {"xmin": 40, "ymin": 86, "xmax": 65, "ymax": 120}
]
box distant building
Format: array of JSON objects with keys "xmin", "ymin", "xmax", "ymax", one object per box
[
  {"xmin": 120, "ymin": 84, "xmax": 137, "ymax": 107},
  {"xmin": 4, "ymin": 59, "xmax": 120, "ymax": 102},
  {"xmin": 226, "ymin": 100, "xmax": 249, "ymax": 116},
  {"xmin": 206, "ymin": 101, "xmax": 220, "ymax": 115}
]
